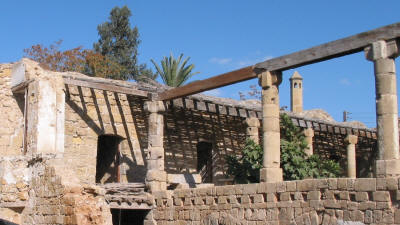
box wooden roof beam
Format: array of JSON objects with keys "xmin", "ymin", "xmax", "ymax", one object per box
[
  {"xmin": 158, "ymin": 66, "xmax": 256, "ymax": 101},
  {"xmin": 63, "ymin": 76, "xmax": 149, "ymax": 97},
  {"xmin": 158, "ymin": 22, "xmax": 400, "ymax": 101}
]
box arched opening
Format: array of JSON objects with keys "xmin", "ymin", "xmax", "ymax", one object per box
[
  {"xmin": 197, "ymin": 141, "xmax": 213, "ymax": 183},
  {"xmin": 294, "ymin": 82, "xmax": 298, "ymax": 88},
  {"xmin": 299, "ymin": 83, "xmax": 302, "ymax": 88},
  {"xmin": 96, "ymin": 135, "xmax": 123, "ymax": 184}
]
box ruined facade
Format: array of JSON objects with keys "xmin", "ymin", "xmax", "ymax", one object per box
[{"xmin": 0, "ymin": 23, "xmax": 400, "ymax": 224}]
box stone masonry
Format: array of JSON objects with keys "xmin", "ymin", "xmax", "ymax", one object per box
[{"xmin": 152, "ymin": 178, "xmax": 400, "ymax": 224}]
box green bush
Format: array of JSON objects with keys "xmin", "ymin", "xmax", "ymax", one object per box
[{"xmin": 226, "ymin": 114, "xmax": 342, "ymax": 183}]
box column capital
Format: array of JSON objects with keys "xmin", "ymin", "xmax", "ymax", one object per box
[
  {"xmin": 365, "ymin": 39, "xmax": 400, "ymax": 61},
  {"xmin": 345, "ymin": 134, "xmax": 358, "ymax": 145},
  {"xmin": 244, "ymin": 117, "xmax": 260, "ymax": 127},
  {"xmin": 144, "ymin": 100, "xmax": 165, "ymax": 113},
  {"xmin": 258, "ymin": 71, "xmax": 282, "ymax": 89},
  {"xmin": 304, "ymin": 127, "xmax": 314, "ymax": 138}
]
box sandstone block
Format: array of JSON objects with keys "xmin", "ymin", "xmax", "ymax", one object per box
[
  {"xmin": 354, "ymin": 178, "xmax": 376, "ymax": 191},
  {"xmin": 355, "ymin": 192, "xmax": 369, "ymax": 202},
  {"xmin": 373, "ymin": 191, "xmax": 391, "ymax": 202}
]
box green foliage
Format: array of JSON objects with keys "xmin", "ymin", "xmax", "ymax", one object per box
[
  {"xmin": 94, "ymin": 6, "xmax": 156, "ymax": 81},
  {"xmin": 226, "ymin": 139, "xmax": 263, "ymax": 184},
  {"xmin": 151, "ymin": 53, "xmax": 199, "ymax": 87},
  {"xmin": 226, "ymin": 114, "xmax": 342, "ymax": 183}
]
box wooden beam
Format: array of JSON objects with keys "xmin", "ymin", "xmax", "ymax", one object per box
[
  {"xmin": 255, "ymin": 22, "xmax": 400, "ymax": 70},
  {"xmin": 158, "ymin": 66, "xmax": 255, "ymax": 101},
  {"xmin": 63, "ymin": 77, "xmax": 148, "ymax": 97},
  {"xmin": 11, "ymin": 79, "xmax": 34, "ymax": 93},
  {"xmin": 157, "ymin": 22, "xmax": 400, "ymax": 101}
]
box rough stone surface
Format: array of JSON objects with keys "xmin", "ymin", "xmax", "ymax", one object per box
[{"xmin": 153, "ymin": 178, "xmax": 400, "ymax": 224}]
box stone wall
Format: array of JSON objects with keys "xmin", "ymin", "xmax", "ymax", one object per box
[
  {"xmin": 64, "ymin": 86, "xmax": 249, "ymax": 185},
  {"xmin": 0, "ymin": 156, "xmax": 30, "ymax": 224},
  {"xmin": 22, "ymin": 162, "xmax": 112, "ymax": 225},
  {"xmin": 152, "ymin": 178, "xmax": 400, "ymax": 224},
  {"xmin": 0, "ymin": 63, "xmax": 24, "ymax": 156},
  {"xmin": 64, "ymin": 86, "xmax": 145, "ymax": 184}
]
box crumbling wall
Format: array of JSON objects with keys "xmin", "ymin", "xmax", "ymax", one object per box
[
  {"xmin": 64, "ymin": 85, "xmax": 145, "ymax": 184},
  {"xmin": 22, "ymin": 162, "xmax": 112, "ymax": 225},
  {"xmin": 0, "ymin": 156, "xmax": 30, "ymax": 224},
  {"xmin": 0, "ymin": 64, "xmax": 24, "ymax": 156},
  {"xmin": 152, "ymin": 178, "xmax": 400, "ymax": 224}
]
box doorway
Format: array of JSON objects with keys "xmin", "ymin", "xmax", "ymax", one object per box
[{"xmin": 96, "ymin": 135, "xmax": 123, "ymax": 184}]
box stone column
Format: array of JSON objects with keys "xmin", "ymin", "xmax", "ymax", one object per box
[
  {"xmin": 258, "ymin": 71, "xmax": 283, "ymax": 183},
  {"xmin": 345, "ymin": 134, "xmax": 358, "ymax": 178},
  {"xmin": 365, "ymin": 40, "xmax": 400, "ymax": 177},
  {"xmin": 144, "ymin": 100, "xmax": 167, "ymax": 192},
  {"xmin": 245, "ymin": 117, "xmax": 260, "ymax": 144},
  {"xmin": 303, "ymin": 128, "xmax": 314, "ymax": 156}
]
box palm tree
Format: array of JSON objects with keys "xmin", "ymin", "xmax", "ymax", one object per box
[{"xmin": 151, "ymin": 53, "xmax": 199, "ymax": 87}]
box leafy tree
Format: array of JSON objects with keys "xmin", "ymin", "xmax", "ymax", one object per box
[
  {"xmin": 226, "ymin": 114, "xmax": 342, "ymax": 183},
  {"xmin": 94, "ymin": 6, "xmax": 156, "ymax": 81},
  {"xmin": 24, "ymin": 40, "xmax": 126, "ymax": 78},
  {"xmin": 151, "ymin": 53, "xmax": 199, "ymax": 87},
  {"xmin": 24, "ymin": 40, "xmax": 86, "ymax": 72}
]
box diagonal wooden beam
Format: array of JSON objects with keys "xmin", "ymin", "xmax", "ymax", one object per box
[
  {"xmin": 255, "ymin": 22, "xmax": 400, "ymax": 71},
  {"xmin": 157, "ymin": 66, "xmax": 255, "ymax": 101},
  {"xmin": 157, "ymin": 22, "xmax": 400, "ymax": 101}
]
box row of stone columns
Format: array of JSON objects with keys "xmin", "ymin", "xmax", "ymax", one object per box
[
  {"xmin": 254, "ymin": 40, "xmax": 400, "ymax": 181},
  {"xmin": 143, "ymin": 40, "xmax": 400, "ymax": 191}
]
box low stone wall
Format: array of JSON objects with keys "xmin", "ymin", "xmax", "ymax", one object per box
[{"xmin": 152, "ymin": 178, "xmax": 400, "ymax": 224}]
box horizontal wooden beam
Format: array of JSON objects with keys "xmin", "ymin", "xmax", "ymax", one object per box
[
  {"xmin": 158, "ymin": 66, "xmax": 255, "ymax": 101},
  {"xmin": 63, "ymin": 77, "xmax": 148, "ymax": 97},
  {"xmin": 11, "ymin": 79, "xmax": 34, "ymax": 93},
  {"xmin": 157, "ymin": 22, "xmax": 400, "ymax": 101},
  {"xmin": 255, "ymin": 22, "xmax": 400, "ymax": 70}
]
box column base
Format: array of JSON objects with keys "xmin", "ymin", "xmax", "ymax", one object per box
[
  {"xmin": 374, "ymin": 159, "xmax": 400, "ymax": 178},
  {"xmin": 146, "ymin": 170, "xmax": 167, "ymax": 192},
  {"xmin": 146, "ymin": 181, "xmax": 167, "ymax": 192},
  {"xmin": 260, "ymin": 168, "xmax": 283, "ymax": 183}
]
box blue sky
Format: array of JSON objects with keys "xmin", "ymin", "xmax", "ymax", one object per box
[{"xmin": 1, "ymin": 1, "xmax": 400, "ymax": 127}]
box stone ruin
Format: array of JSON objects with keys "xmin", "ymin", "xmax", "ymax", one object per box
[{"xmin": 0, "ymin": 23, "xmax": 400, "ymax": 224}]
